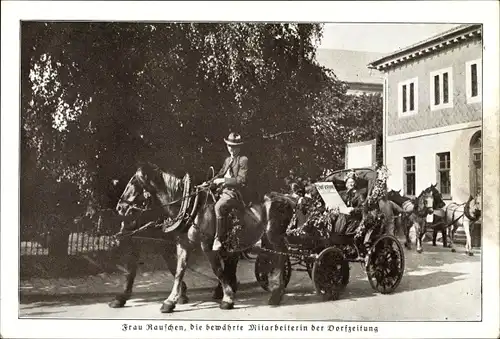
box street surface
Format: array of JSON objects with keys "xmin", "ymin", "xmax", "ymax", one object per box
[{"xmin": 20, "ymin": 240, "xmax": 481, "ymax": 321}]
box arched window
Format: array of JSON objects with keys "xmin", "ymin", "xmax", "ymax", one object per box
[{"xmin": 469, "ymin": 131, "xmax": 482, "ymax": 196}]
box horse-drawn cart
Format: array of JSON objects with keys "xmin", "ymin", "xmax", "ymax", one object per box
[{"xmin": 254, "ymin": 167, "xmax": 405, "ymax": 300}]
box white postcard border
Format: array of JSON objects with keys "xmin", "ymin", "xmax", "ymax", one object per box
[{"xmin": 2, "ymin": 1, "xmax": 499, "ymax": 338}]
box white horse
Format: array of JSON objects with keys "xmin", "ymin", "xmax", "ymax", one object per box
[{"xmin": 444, "ymin": 193, "xmax": 482, "ymax": 256}]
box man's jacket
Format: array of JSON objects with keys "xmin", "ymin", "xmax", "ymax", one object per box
[{"xmin": 215, "ymin": 155, "xmax": 248, "ymax": 191}]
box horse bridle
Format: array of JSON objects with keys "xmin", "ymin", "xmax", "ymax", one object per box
[
  {"xmin": 414, "ymin": 191, "xmax": 434, "ymax": 217},
  {"xmin": 117, "ymin": 196, "xmax": 151, "ymax": 214},
  {"xmin": 117, "ymin": 180, "xmax": 214, "ymax": 217}
]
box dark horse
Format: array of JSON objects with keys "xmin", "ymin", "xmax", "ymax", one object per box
[
  {"xmin": 387, "ymin": 184, "xmax": 445, "ymax": 253},
  {"xmin": 113, "ymin": 163, "xmax": 294, "ymax": 313}
]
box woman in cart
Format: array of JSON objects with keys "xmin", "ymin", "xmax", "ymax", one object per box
[{"xmin": 333, "ymin": 171, "xmax": 367, "ymax": 234}]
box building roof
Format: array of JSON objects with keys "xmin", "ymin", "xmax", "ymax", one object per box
[
  {"xmin": 368, "ymin": 24, "xmax": 482, "ymax": 71},
  {"xmin": 315, "ymin": 49, "xmax": 384, "ymax": 85}
]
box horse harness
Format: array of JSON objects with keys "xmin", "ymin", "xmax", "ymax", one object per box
[
  {"xmin": 116, "ymin": 174, "xmax": 207, "ymax": 239},
  {"xmin": 398, "ymin": 198, "xmax": 465, "ymax": 231}
]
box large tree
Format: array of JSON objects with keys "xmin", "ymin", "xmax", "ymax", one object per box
[
  {"xmin": 21, "ymin": 22, "xmax": 349, "ymax": 218},
  {"xmin": 311, "ymin": 92, "xmax": 383, "ymax": 175}
]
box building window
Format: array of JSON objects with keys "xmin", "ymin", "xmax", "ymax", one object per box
[
  {"xmin": 398, "ymin": 78, "xmax": 418, "ymax": 117},
  {"xmin": 466, "ymin": 59, "xmax": 482, "ymax": 104},
  {"xmin": 430, "ymin": 67, "xmax": 453, "ymax": 111},
  {"xmin": 434, "ymin": 75, "xmax": 440, "ymax": 105},
  {"xmin": 436, "ymin": 152, "xmax": 451, "ymax": 198},
  {"xmin": 403, "ymin": 156, "xmax": 416, "ymax": 197},
  {"xmin": 469, "ymin": 131, "xmax": 482, "ymax": 196}
]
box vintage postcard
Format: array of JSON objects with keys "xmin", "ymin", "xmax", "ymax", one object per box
[{"xmin": 1, "ymin": 1, "xmax": 499, "ymax": 338}]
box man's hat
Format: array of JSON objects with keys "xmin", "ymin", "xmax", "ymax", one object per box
[{"xmin": 224, "ymin": 132, "xmax": 244, "ymax": 146}]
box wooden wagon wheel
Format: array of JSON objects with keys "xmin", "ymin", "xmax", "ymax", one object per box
[
  {"xmin": 254, "ymin": 253, "xmax": 292, "ymax": 292},
  {"xmin": 366, "ymin": 235, "xmax": 405, "ymax": 294},
  {"xmin": 306, "ymin": 253, "xmax": 349, "ymax": 286},
  {"xmin": 312, "ymin": 247, "xmax": 349, "ymax": 301}
]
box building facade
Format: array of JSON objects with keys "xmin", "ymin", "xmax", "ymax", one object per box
[{"xmin": 368, "ymin": 24, "xmax": 482, "ymax": 204}]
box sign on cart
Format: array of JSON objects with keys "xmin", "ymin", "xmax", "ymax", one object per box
[{"xmin": 314, "ymin": 182, "xmax": 350, "ymax": 214}]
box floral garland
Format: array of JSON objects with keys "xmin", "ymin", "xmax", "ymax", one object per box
[
  {"xmin": 286, "ymin": 165, "xmax": 391, "ymax": 241},
  {"xmin": 354, "ymin": 165, "xmax": 390, "ymax": 238},
  {"xmin": 365, "ymin": 165, "xmax": 390, "ymax": 209},
  {"xmin": 286, "ymin": 195, "xmax": 335, "ymax": 238}
]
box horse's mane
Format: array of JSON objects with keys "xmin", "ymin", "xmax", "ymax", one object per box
[
  {"xmin": 137, "ymin": 162, "xmax": 183, "ymax": 200},
  {"xmin": 388, "ymin": 190, "xmax": 410, "ymax": 205},
  {"xmin": 429, "ymin": 185, "xmax": 445, "ymax": 209}
]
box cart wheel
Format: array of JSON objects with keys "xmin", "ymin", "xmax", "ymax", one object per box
[
  {"xmin": 254, "ymin": 253, "xmax": 292, "ymax": 292},
  {"xmin": 366, "ymin": 235, "xmax": 405, "ymax": 294},
  {"xmin": 312, "ymin": 247, "xmax": 349, "ymax": 301}
]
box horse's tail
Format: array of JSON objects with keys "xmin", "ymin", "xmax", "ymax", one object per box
[{"xmin": 262, "ymin": 192, "xmax": 295, "ymax": 243}]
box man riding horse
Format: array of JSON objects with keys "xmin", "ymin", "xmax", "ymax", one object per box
[{"xmin": 212, "ymin": 132, "xmax": 248, "ymax": 251}]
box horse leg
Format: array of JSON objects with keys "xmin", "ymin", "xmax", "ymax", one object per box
[
  {"xmin": 109, "ymin": 239, "xmax": 139, "ymax": 308},
  {"xmin": 212, "ymin": 282, "xmax": 223, "ymax": 300},
  {"xmin": 200, "ymin": 245, "xmax": 236, "ymax": 310},
  {"xmin": 160, "ymin": 246, "xmax": 189, "ymax": 304},
  {"xmin": 404, "ymin": 231, "xmax": 412, "ymax": 249},
  {"xmin": 405, "ymin": 225, "xmax": 412, "ymax": 249},
  {"xmin": 264, "ymin": 222, "xmax": 288, "ymax": 306},
  {"xmin": 415, "ymin": 221, "xmax": 423, "ymax": 253},
  {"xmin": 463, "ymin": 219, "xmax": 473, "ymax": 256},
  {"xmin": 449, "ymin": 225, "xmax": 456, "ymax": 252},
  {"xmin": 213, "ymin": 254, "xmax": 239, "ymax": 300},
  {"xmin": 160, "ymin": 237, "xmax": 191, "ymax": 313},
  {"xmin": 402, "ymin": 216, "xmax": 412, "ymax": 249},
  {"xmin": 432, "ymin": 228, "xmax": 438, "ymax": 246},
  {"xmin": 441, "ymin": 227, "xmax": 448, "ymax": 248},
  {"xmin": 225, "ymin": 254, "xmax": 239, "ymax": 293}
]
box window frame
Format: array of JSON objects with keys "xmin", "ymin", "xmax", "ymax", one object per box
[
  {"xmin": 403, "ymin": 156, "xmax": 416, "ymax": 198},
  {"xmin": 469, "ymin": 131, "xmax": 482, "ymax": 197},
  {"xmin": 436, "ymin": 152, "xmax": 452, "ymax": 199},
  {"xmin": 397, "ymin": 77, "xmax": 418, "ymax": 117},
  {"xmin": 430, "ymin": 67, "xmax": 454, "ymax": 111},
  {"xmin": 466, "ymin": 59, "xmax": 482, "ymax": 104}
]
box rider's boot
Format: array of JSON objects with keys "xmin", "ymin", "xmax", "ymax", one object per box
[{"xmin": 212, "ymin": 217, "xmax": 225, "ymax": 251}]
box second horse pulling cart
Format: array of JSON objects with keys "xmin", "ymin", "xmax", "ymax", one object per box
[{"xmin": 253, "ymin": 167, "xmax": 406, "ymax": 301}]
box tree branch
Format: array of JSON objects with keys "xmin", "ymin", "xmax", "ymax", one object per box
[{"xmin": 262, "ymin": 130, "xmax": 297, "ymax": 139}]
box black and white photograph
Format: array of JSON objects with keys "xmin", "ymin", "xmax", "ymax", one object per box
[{"xmin": 1, "ymin": 2, "xmax": 499, "ymax": 339}]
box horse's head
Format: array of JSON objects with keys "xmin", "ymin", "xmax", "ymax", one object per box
[
  {"xmin": 416, "ymin": 184, "xmax": 444, "ymax": 215},
  {"xmin": 116, "ymin": 165, "xmax": 154, "ymax": 217},
  {"xmin": 116, "ymin": 163, "xmax": 183, "ymax": 219},
  {"xmin": 387, "ymin": 189, "xmax": 404, "ymax": 205},
  {"xmin": 469, "ymin": 191, "xmax": 482, "ymax": 218},
  {"xmin": 417, "ymin": 186, "xmax": 435, "ymax": 216},
  {"xmin": 429, "ymin": 184, "xmax": 446, "ymax": 209},
  {"xmin": 474, "ymin": 191, "xmax": 482, "ymax": 211}
]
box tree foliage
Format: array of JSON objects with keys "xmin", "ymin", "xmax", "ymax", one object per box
[
  {"xmin": 312, "ymin": 92, "xmax": 383, "ymax": 173},
  {"xmin": 21, "ymin": 22, "xmax": 382, "ymax": 226}
]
